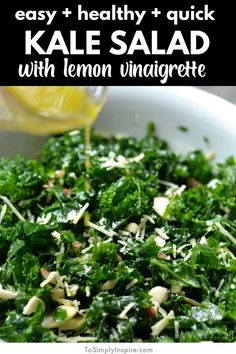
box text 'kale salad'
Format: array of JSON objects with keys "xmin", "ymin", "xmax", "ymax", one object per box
[{"xmin": 0, "ymin": 124, "xmax": 235, "ymax": 342}]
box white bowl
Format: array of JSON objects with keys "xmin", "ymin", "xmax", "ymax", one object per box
[
  {"xmin": 1, "ymin": 87, "xmax": 236, "ymax": 161},
  {"xmin": 0, "ymin": 87, "xmax": 236, "ymax": 344}
]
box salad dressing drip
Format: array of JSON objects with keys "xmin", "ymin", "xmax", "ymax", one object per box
[
  {"xmin": 2, "ymin": 86, "xmax": 106, "ymax": 135},
  {"xmin": 1, "ymin": 86, "xmax": 107, "ymax": 226},
  {"xmin": 84, "ymin": 125, "xmax": 92, "ymax": 225}
]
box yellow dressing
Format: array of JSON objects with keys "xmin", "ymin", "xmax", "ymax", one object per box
[
  {"xmin": 84, "ymin": 125, "xmax": 92, "ymax": 226},
  {"xmin": 3, "ymin": 86, "xmax": 106, "ymax": 135},
  {"xmin": 1, "ymin": 86, "xmax": 106, "ymax": 225}
]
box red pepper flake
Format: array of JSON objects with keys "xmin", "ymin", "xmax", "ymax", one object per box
[
  {"xmin": 143, "ymin": 307, "xmax": 157, "ymax": 319},
  {"xmin": 63, "ymin": 188, "xmax": 72, "ymax": 197},
  {"xmin": 73, "ymin": 242, "xmax": 82, "ymax": 251},
  {"xmin": 158, "ymin": 252, "xmax": 168, "ymax": 260},
  {"xmin": 55, "ymin": 170, "xmax": 64, "ymax": 178},
  {"xmin": 187, "ymin": 177, "xmax": 199, "ymax": 189}
]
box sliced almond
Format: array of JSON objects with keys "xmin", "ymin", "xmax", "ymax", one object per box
[
  {"xmin": 23, "ymin": 296, "xmax": 45, "ymax": 315},
  {"xmin": 125, "ymin": 222, "xmax": 139, "ymax": 234},
  {"xmin": 42, "ymin": 316, "xmax": 59, "ymax": 329},
  {"xmin": 65, "ymin": 284, "xmax": 79, "ymax": 297},
  {"xmin": 51, "ymin": 287, "xmax": 65, "ymax": 302},
  {"xmin": 40, "ymin": 271, "xmax": 60, "ymax": 287},
  {"xmin": 58, "ymin": 305, "xmax": 77, "ymax": 319},
  {"xmin": 155, "ymin": 236, "xmax": 166, "ymax": 248},
  {"xmin": 58, "ymin": 316, "xmax": 85, "ymax": 331},
  {"xmin": 101, "ymin": 279, "xmax": 118, "ymax": 291},
  {"xmin": 171, "ymin": 284, "xmax": 182, "ymax": 294},
  {"xmin": 42, "ymin": 305, "xmax": 77, "ymax": 329},
  {"xmin": 153, "ymin": 197, "xmax": 169, "ymax": 218},
  {"xmin": 40, "ymin": 267, "xmax": 50, "ymax": 279},
  {"xmin": 0, "ymin": 284, "xmax": 18, "ymax": 300},
  {"xmin": 149, "ymin": 286, "xmax": 168, "ymax": 304}
]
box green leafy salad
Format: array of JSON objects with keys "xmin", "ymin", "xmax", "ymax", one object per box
[{"xmin": 0, "ymin": 124, "xmax": 235, "ymax": 342}]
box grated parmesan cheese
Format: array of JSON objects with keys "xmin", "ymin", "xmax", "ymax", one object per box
[
  {"xmin": 183, "ymin": 251, "xmax": 192, "ymax": 262},
  {"xmin": 214, "ymin": 221, "xmax": 236, "ymax": 246},
  {"xmin": 144, "ymin": 215, "xmax": 155, "ymax": 224},
  {"xmin": 87, "ymin": 221, "xmax": 117, "ymax": 237},
  {"xmin": 51, "ymin": 230, "xmax": 61, "ymax": 241},
  {"xmin": 38, "ymin": 212, "xmax": 52, "ymax": 225},
  {"xmin": 71, "ymin": 202, "xmax": 89, "ymax": 224},
  {"xmin": 100, "ymin": 152, "xmax": 145, "ymax": 170},
  {"xmin": 57, "ymin": 336, "xmax": 96, "ymax": 343},
  {"xmin": 190, "ymin": 239, "xmax": 197, "ymax": 248},
  {"xmin": 155, "ymin": 228, "xmax": 169, "ymax": 240},
  {"xmin": 174, "ymin": 320, "xmax": 180, "ymax": 339},
  {"xmin": 200, "ymin": 236, "xmax": 207, "ymax": 245},
  {"xmin": 177, "ymin": 244, "xmax": 191, "ymax": 256},
  {"xmin": 151, "ymin": 310, "xmax": 174, "ymax": 336},
  {"xmin": 110, "ymin": 327, "xmax": 119, "ymax": 341},
  {"xmin": 0, "ymin": 204, "xmax": 7, "ymax": 224},
  {"xmin": 215, "ymin": 279, "xmax": 225, "ymax": 298},
  {"xmin": 0, "ymin": 195, "xmax": 25, "ymax": 221},
  {"xmin": 173, "ymin": 185, "xmax": 186, "ymax": 196},
  {"xmin": 135, "ymin": 215, "xmax": 154, "ymax": 241},
  {"xmin": 207, "ymin": 179, "xmax": 220, "ymax": 189},
  {"xmin": 172, "ymin": 244, "xmax": 177, "ymax": 259},
  {"xmin": 207, "ymin": 220, "xmax": 236, "ymax": 246},
  {"xmin": 118, "ymin": 302, "xmax": 136, "ymax": 320},
  {"xmin": 85, "ymin": 286, "xmax": 91, "ymax": 297},
  {"xmin": 157, "ymin": 179, "xmax": 179, "ymax": 189},
  {"xmin": 129, "ymin": 153, "xmax": 145, "ymax": 163},
  {"xmin": 81, "ymin": 244, "xmax": 94, "ymax": 254},
  {"xmin": 126, "ymin": 278, "xmax": 138, "ymax": 290},
  {"xmin": 26, "ymin": 209, "xmax": 35, "ymax": 222}
]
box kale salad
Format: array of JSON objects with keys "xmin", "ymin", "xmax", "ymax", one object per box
[{"xmin": 0, "ymin": 124, "xmax": 235, "ymax": 342}]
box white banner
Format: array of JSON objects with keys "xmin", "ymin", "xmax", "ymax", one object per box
[{"xmin": 0, "ymin": 343, "xmax": 236, "ymax": 354}]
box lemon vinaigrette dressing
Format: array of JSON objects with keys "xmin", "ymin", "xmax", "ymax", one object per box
[
  {"xmin": 3, "ymin": 86, "xmax": 107, "ymax": 225},
  {"xmin": 4, "ymin": 86, "xmax": 106, "ymax": 135},
  {"xmin": 84, "ymin": 125, "xmax": 92, "ymax": 226}
]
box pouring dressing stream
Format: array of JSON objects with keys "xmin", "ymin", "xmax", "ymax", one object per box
[
  {"xmin": 0, "ymin": 86, "xmax": 107, "ymax": 134},
  {"xmin": 0, "ymin": 86, "xmax": 107, "ymax": 225}
]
